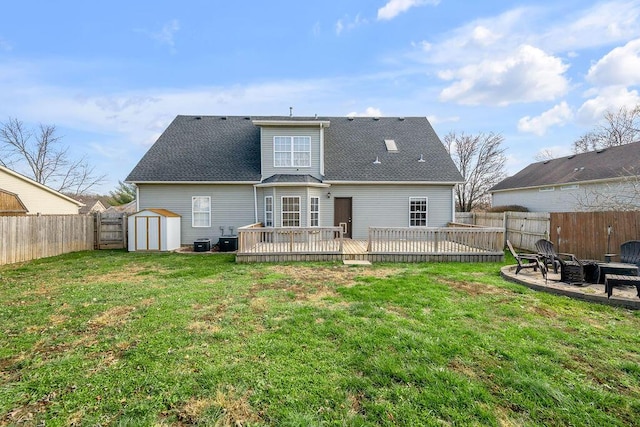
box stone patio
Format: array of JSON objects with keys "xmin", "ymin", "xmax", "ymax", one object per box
[{"xmin": 501, "ymin": 265, "xmax": 640, "ymax": 309}]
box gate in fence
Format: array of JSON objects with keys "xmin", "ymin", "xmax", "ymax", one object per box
[{"xmin": 94, "ymin": 212, "xmax": 127, "ymax": 249}]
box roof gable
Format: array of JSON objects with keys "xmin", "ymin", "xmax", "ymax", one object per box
[
  {"xmin": 491, "ymin": 141, "xmax": 640, "ymax": 191},
  {"xmin": 126, "ymin": 115, "xmax": 463, "ymax": 184}
]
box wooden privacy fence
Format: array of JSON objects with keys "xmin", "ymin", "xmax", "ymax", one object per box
[
  {"xmin": 0, "ymin": 215, "xmax": 94, "ymax": 265},
  {"xmin": 368, "ymin": 227, "xmax": 504, "ymax": 254},
  {"xmin": 550, "ymin": 211, "xmax": 640, "ymax": 261},
  {"xmin": 94, "ymin": 212, "xmax": 127, "ymax": 249},
  {"xmin": 456, "ymin": 212, "xmax": 550, "ymax": 252}
]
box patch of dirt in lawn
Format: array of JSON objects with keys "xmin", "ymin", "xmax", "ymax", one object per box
[
  {"xmin": 267, "ymin": 265, "xmax": 403, "ymax": 287},
  {"xmin": 174, "ymin": 397, "xmax": 217, "ymax": 425},
  {"xmin": 347, "ymin": 392, "xmax": 366, "ymax": 417},
  {"xmin": 188, "ymin": 321, "xmax": 222, "ymax": 334},
  {"xmin": 88, "ymin": 305, "xmax": 137, "ymax": 329},
  {"xmin": 448, "ymin": 359, "xmax": 478, "ymax": 379},
  {"xmin": 86, "ymin": 265, "xmax": 167, "ymax": 285},
  {"xmin": 441, "ymin": 279, "xmax": 507, "ymax": 296},
  {"xmin": 2, "ymin": 391, "xmax": 57, "ymax": 426},
  {"xmin": 212, "ymin": 386, "xmax": 261, "ymax": 426},
  {"xmin": 527, "ymin": 305, "xmax": 558, "ymax": 318}
]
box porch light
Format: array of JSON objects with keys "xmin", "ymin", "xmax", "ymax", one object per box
[{"xmin": 327, "ymin": 192, "xmax": 331, "ymax": 199}]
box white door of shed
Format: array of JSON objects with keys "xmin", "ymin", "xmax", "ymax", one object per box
[{"xmin": 136, "ymin": 216, "xmax": 161, "ymax": 250}]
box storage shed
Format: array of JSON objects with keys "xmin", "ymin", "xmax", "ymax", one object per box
[{"xmin": 128, "ymin": 208, "xmax": 181, "ymax": 251}]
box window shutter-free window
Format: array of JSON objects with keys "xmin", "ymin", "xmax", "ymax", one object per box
[
  {"xmin": 409, "ymin": 197, "xmax": 427, "ymax": 227},
  {"xmin": 281, "ymin": 196, "xmax": 300, "ymax": 227},
  {"xmin": 273, "ymin": 136, "xmax": 310, "ymax": 167},
  {"xmin": 310, "ymin": 197, "xmax": 319, "ymax": 227},
  {"xmin": 264, "ymin": 196, "xmax": 273, "ymax": 227},
  {"xmin": 192, "ymin": 196, "xmax": 211, "ymax": 227}
]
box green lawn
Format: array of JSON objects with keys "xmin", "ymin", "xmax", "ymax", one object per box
[{"xmin": 1, "ymin": 251, "xmax": 639, "ymax": 426}]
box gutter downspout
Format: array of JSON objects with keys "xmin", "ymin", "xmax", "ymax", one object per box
[{"xmin": 253, "ymin": 185, "xmax": 258, "ymax": 223}]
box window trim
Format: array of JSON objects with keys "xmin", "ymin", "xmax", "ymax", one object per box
[
  {"xmin": 281, "ymin": 196, "xmax": 301, "ymax": 227},
  {"xmin": 310, "ymin": 196, "xmax": 319, "ymax": 227},
  {"xmin": 192, "ymin": 196, "xmax": 211, "ymax": 228},
  {"xmin": 409, "ymin": 196, "xmax": 428, "ymax": 227},
  {"xmin": 539, "ymin": 187, "xmax": 555, "ymax": 192},
  {"xmin": 264, "ymin": 196, "xmax": 273, "ymax": 227},
  {"xmin": 273, "ymin": 136, "xmax": 311, "ymax": 168},
  {"xmin": 561, "ymin": 184, "xmax": 579, "ymax": 191}
]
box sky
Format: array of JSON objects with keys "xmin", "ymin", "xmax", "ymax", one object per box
[{"xmin": 1, "ymin": 0, "xmax": 640, "ymax": 194}]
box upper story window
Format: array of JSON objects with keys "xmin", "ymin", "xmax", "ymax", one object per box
[{"xmin": 274, "ymin": 136, "xmax": 311, "ymax": 167}]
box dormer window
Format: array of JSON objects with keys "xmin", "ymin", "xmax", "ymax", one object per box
[{"xmin": 274, "ymin": 136, "xmax": 311, "ymax": 167}]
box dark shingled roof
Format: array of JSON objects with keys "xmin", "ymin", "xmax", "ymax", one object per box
[
  {"xmin": 261, "ymin": 174, "xmax": 323, "ymax": 184},
  {"xmin": 491, "ymin": 141, "xmax": 640, "ymax": 191},
  {"xmin": 126, "ymin": 115, "xmax": 463, "ymax": 183}
]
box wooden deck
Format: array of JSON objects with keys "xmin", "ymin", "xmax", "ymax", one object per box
[{"xmin": 236, "ymin": 224, "xmax": 505, "ymax": 263}]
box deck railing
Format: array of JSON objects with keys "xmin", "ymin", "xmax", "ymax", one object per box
[
  {"xmin": 238, "ymin": 224, "xmax": 344, "ymax": 254},
  {"xmin": 367, "ymin": 227, "xmax": 504, "ymax": 254}
]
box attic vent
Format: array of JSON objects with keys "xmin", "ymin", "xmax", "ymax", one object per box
[
  {"xmin": 384, "ymin": 139, "xmax": 398, "ymax": 152},
  {"xmin": 567, "ymin": 155, "xmax": 575, "ymax": 159},
  {"xmin": 543, "ymin": 160, "xmax": 551, "ymax": 164},
  {"xmin": 399, "ymin": 117, "xmax": 405, "ymax": 121},
  {"xmin": 221, "ymin": 116, "xmax": 227, "ymax": 120},
  {"xmin": 596, "ymin": 148, "xmax": 606, "ymax": 153},
  {"xmin": 348, "ymin": 117, "xmax": 354, "ymax": 121},
  {"xmin": 195, "ymin": 116, "xmax": 202, "ymax": 120},
  {"xmin": 373, "ymin": 117, "xmax": 380, "ymax": 121},
  {"xmin": 244, "ymin": 117, "xmax": 251, "ymax": 120}
]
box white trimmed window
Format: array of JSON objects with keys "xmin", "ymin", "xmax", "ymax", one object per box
[
  {"xmin": 274, "ymin": 136, "xmax": 311, "ymax": 167},
  {"xmin": 192, "ymin": 196, "xmax": 211, "ymax": 227},
  {"xmin": 409, "ymin": 197, "xmax": 428, "ymax": 227},
  {"xmin": 281, "ymin": 196, "xmax": 301, "ymax": 227},
  {"xmin": 264, "ymin": 196, "xmax": 273, "ymax": 227},
  {"xmin": 310, "ymin": 197, "xmax": 319, "ymax": 227}
]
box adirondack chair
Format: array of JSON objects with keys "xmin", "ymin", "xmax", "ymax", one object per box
[
  {"xmin": 620, "ymin": 240, "xmax": 640, "ymax": 269},
  {"xmin": 507, "ymin": 240, "xmax": 546, "ymax": 278},
  {"xmin": 535, "ymin": 239, "xmax": 585, "ymax": 284}
]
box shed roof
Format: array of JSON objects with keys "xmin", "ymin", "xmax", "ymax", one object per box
[{"xmin": 491, "ymin": 141, "xmax": 640, "ymax": 191}]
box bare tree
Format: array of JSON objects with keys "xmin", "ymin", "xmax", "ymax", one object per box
[
  {"xmin": 0, "ymin": 117, "xmax": 105, "ymax": 195},
  {"xmin": 573, "ymin": 105, "xmax": 640, "ymax": 153},
  {"xmin": 444, "ymin": 131, "xmax": 507, "ymax": 212},
  {"xmin": 573, "ymin": 167, "xmax": 640, "ymax": 211},
  {"xmin": 534, "ymin": 149, "xmax": 556, "ymax": 162}
]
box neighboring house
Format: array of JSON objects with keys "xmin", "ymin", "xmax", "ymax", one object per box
[
  {"xmin": 75, "ymin": 196, "xmax": 111, "ymax": 215},
  {"xmin": 0, "ymin": 165, "xmax": 83, "ymax": 215},
  {"xmin": 0, "ymin": 189, "xmax": 28, "ymax": 216},
  {"xmin": 126, "ymin": 115, "xmax": 463, "ymax": 243},
  {"xmin": 491, "ymin": 141, "xmax": 640, "ymax": 212},
  {"xmin": 104, "ymin": 200, "xmax": 137, "ymax": 214}
]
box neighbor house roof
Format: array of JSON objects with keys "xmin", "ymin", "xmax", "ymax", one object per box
[
  {"xmin": 126, "ymin": 115, "xmax": 463, "ymax": 184},
  {"xmin": 491, "ymin": 141, "xmax": 640, "ymax": 192},
  {"xmin": 0, "ymin": 188, "xmax": 28, "ymax": 215}
]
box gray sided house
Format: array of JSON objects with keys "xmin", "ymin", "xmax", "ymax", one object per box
[
  {"xmin": 126, "ymin": 115, "xmax": 463, "ymax": 244},
  {"xmin": 491, "ymin": 141, "xmax": 640, "ymax": 212}
]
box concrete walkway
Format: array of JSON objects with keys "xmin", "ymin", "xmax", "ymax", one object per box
[{"xmin": 501, "ymin": 265, "xmax": 640, "ymax": 310}]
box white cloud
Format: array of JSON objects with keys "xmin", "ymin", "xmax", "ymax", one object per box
[
  {"xmin": 426, "ymin": 114, "xmax": 459, "ymax": 125},
  {"xmin": 586, "ymin": 38, "xmax": 640, "ymax": 87},
  {"xmin": 576, "ymin": 86, "xmax": 640, "ymax": 123},
  {"xmin": 138, "ymin": 19, "xmax": 180, "ymax": 53},
  {"xmin": 438, "ymin": 45, "xmax": 569, "ymax": 106},
  {"xmin": 347, "ymin": 107, "xmax": 383, "ymax": 117},
  {"xmin": 335, "ymin": 14, "xmax": 367, "ymax": 35},
  {"xmin": 377, "ymin": 0, "xmax": 440, "ymax": 21},
  {"xmin": 518, "ymin": 102, "xmax": 573, "ymax": 135}
]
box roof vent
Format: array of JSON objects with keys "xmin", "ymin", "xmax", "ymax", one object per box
[
  {"xmin": 384, "ymin": 139, "xmax": 398, "ymax": 152},
  {"xmin": 195, "ymin": 116, "xmax": 202, "ymax": 120},
  {"xmin": 567, "ymin": 155, "xmax": 575, "ymax": 159},
  {"xmin": 244, "ymin": 117, "xmax": 251, "ymax": 120},
  {"xmin": 348, "ymin": 117, "xmax": 354, "ymax": 121},
  {"xmin": 543, "ymin": 160, "xmax": 551, "ymax": 164},
  {"xmin": 418, "ymin": 154, "xmax": 425, "ymax": 163},
  {"xmin": 373, "ymin": 117, "xmax": 380, "ymax": 121},
  {"xmin": 596, "ymin": 148, "xmax": 606, "ymax": 153},
  {"xmin": 221, "ymin": 116, "xmax": 227, "ymax": 120},
  {"xmin": 399, "ymin": 117, "xmax": 405, "ymax": 121},
  {"xmin": 373, "ymin": 156, "xmax": 381, "ymax": 165}
]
